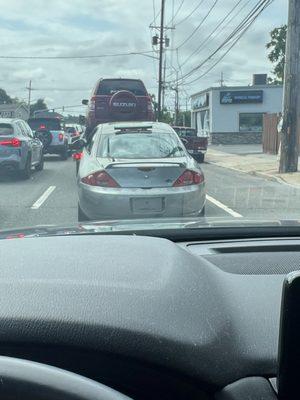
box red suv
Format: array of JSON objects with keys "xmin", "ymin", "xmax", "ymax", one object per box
[{"xmin": 82, "ymin": 78, "xmax": 154, "ymax": 135}]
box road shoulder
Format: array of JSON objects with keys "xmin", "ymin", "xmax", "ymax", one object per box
[{"xmin": 206, "ymin": 148, "xmax": 300, "ymax": 188}]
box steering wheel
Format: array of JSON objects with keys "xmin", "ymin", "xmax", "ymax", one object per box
[{"xmin": 0, "ymin": 356, "xmax": 132, "ymax": 400}]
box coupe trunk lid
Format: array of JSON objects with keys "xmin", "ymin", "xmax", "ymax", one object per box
[{"xmin": 98, "ymin": 159, "xmax": 187, "ymax": 188}]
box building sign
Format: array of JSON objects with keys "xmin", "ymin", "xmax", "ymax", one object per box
[
  {"xmin": 192, "ymin": 93, "xmax": 209, "ymax": 109},
  {"xmin": 220, "ymin": 90, "xmax": 263, "ymax": 104}
]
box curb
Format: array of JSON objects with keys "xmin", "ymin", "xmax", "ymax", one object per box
[{"xmin": 207, "ymin": 159, "xmax": 300, "ymax": 188}]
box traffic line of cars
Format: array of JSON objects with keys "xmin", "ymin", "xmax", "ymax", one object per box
[
  {"xmin": 0, "ymin": 76, "xmax": 207, "ymax": 222},
  {"xmin": 0, "ymin": 116, "xmax": 84, "ymax": 179}
]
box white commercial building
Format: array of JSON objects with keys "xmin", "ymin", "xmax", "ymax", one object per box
[{"xmin": 191, "ymin": 79, "xmax": 283, "ymax": 144}]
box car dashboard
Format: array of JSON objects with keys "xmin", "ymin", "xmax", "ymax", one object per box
[{"xmin": 0, "ymin": 233, "xmax": 295, "ymax": 399}]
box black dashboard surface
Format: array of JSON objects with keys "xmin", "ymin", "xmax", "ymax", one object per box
[{"xmin": 0, "ymin": 235, "xmax": 287, "ymax": 388}]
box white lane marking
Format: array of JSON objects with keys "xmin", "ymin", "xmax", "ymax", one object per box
[
  {"xmin": 31, "ymin": 186, "xmax": 56, "ymax": 210},
  {"xmin": 206, "ymin": 195, "xmax": 243, "ymax": 218}
]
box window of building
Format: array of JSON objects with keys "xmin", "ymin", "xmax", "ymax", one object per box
[{"xmin": 239, "ymin": 113, "xmax": 263, "ymax": 132}]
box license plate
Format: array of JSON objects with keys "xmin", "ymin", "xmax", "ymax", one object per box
[{"xmin": 131, "ymin": 197, "xmax": 163, "ymax": 213}]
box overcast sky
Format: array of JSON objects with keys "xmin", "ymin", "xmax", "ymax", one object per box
[{"xmin": 0, "ymin": 0, "xmax": 287, "ymax": 114}]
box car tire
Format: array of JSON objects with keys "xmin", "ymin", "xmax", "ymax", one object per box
[
  {"xmin": 195, "ymin": 153, "xmax": 204, "ymax": 163},
  {"xmin": 78, "ymin": 204, "xmax": 89, "ymax": 222},
  {"xmin": 35, "ymin": 154, "xmax": 44, "ymax": 171},
  {"xmin": 60, "ymin": 145, "xmax": 68, "ymax": 161},
  {"xmin": 20, "ymin": 155, "xmax": 32, "ymax": 180}
]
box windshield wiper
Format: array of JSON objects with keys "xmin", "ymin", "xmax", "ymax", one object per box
[{"xmin": 166, "ymin": 146, "xmax": 183, "ymax": 158}]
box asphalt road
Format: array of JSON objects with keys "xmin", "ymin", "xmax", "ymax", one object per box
[{"xmin": 1, "ymin": 156, "xmax": 300, "ymax": 230}]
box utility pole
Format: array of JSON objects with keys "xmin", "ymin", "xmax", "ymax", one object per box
[
  {"xmin": 279, "ymin": 0, "xmax": 300, "ymax": 173},
  {"xmin": 162, "ymin": 55, "xmax": 167, "ymax": 110},
  {"xmin": 220, "ymin": 72, "xmax": 224, "ymax": 87},
  {"xmin": 157, "ymin": 0, "xmax": 165, "ymax": 120},
  {"xmin": 174, "ymin": 71, "xmax": 179, "ymax": 125},
  {"xmin": 27, "ymin": 80, "xmax": 32, "ymax": 119}
]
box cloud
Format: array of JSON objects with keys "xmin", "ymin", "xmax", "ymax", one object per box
[{"xmin": 0, "ymin": 0, "xmax": 287, "ymax": 113}]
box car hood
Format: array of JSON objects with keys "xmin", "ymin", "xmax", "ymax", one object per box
[{"xmin": 1, "ymin": 217, "xmax": 300, "ymax": 239}]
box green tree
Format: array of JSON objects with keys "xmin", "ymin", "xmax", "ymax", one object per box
[
  {"xmin": 0, "ymin": 88, "xmax": 13, "ymax": 104},
  {"xmin": 177, "ymin": 111, "xmax": 191, "ymax": 127},
  {"xmin": 266, "ymin": 25, "xmax": 287, "ymax": 84},
  {"xmin": 159, "ymin": 107, "xmax": 173, "ymax": 124},
  {"xmin": 30, "ymin": 98, "xmax": 48, "ymax": 117}
]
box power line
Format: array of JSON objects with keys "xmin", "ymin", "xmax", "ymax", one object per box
[
  {"xmin": 152, "ymin": 0, "xmax": 158, "ymax": 25},
  {"xmin": 176, "ymin": 0, "xmax": 220, "ymax": 49},
  {"xmin": 0, "ymin": 50, "xmax": 158, "ymax": 60},
  {"xmin": 150, "ymin": 1, "xmax": 161, "ymax": 26},
  {"xmin": 167, "ymin": 0, "xmax": 185, "ymax": 26},
  {"xmin": 173, "ymin": 0, "xmax": 207, "ymax": 26},
  {"xmin": 181, "ymin": 0, "xmax": 273, "ymax": 86},
  {"xmin": 30, "ymin": 88, "xmax": 89, "ymax": 91},
  {"xmin": 171, "ymin": 0, "xmax": 273, "ymax": 84},
  {"xmin": 178, "ymin": 0, "xmax": 246, "ymax": 70}
]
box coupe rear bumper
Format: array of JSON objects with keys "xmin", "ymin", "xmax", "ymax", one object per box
[{"xmin": 78, "ymin": 182, "xmax": 206, "ymax": 221}]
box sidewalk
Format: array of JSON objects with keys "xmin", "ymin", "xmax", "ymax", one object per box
[{"xmin": 206, "ymin": 148, "xmax": 300, "ymax": 187}]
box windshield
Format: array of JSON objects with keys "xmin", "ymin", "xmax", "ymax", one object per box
[
  {"xmin": 175, "ymin": 128, "xmax": 197, "ymax": 137},
  {"xmin": 98, "ymin": 132, "xmax": 185, "ymax": 159},
  {"xmin": 0, "ymin": 124, "xmax": 13, "ymax": 136},
  {"xmin": 97, "ymin": 80, "xmax": 147, "ymax": 96},
  {"xmin": 28, "ymin": 119, "xmax": 61, "ymax": 131},
  {"xmin": 0, "ymin": 1, "xmax": 296, "ymax": 235},
  {"xmin": 66, "ymin": 127, "xmax": 76, "ymax": 133}
]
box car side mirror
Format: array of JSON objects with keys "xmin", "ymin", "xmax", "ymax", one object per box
[
  {"xmin": 82, "ymin": 99, "xmax": 89, "ymax": 105},
  {"xmin": 70, "ymin": 138, "xmax": 86, "ymax": 151}
]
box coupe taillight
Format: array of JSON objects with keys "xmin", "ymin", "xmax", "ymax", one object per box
[
  {"xmin": 0, "ymin": 138, "xmax": 21, "ymax": 147},
  {"xmin": 173, "ymin": 170, "xmax": 204, "ymax": 187},
  {"xmin": 81, "ymin": 171, "xmax": 119, "ymax": 187}
]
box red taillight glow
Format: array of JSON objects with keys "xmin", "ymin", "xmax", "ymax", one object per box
[
  {"xmin": 72, "ymin": 152, "xmax": 83, "ymax": 160},
  {"xmin": 173, "ymin": 170, "xmax": 204, "ymax": 187},
  {"xmin": 6, "ymin": 233, "xmax": 25, "ymax": 239},
  {"xmin": 81, "ymin": 171, "xmax": 119, "ymax": 187},
  {"xmin": 0, "ymin": 138, "xmax": 21, "ymax": 148},
  {"xmin": 39, "ymin": 124, "xmax": 46, "ymax": 129},
  {"xmin": 58, "ymin": 133, "xmax": 64, "ymax": 141}
]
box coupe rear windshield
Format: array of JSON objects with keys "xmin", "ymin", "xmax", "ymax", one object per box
[
  {"xmin": 97, "ymin": 80, "xmax": 147, "ymax": 96},
  {"xmin": 98, "ymin": 132, "xmax": 185, "ymax": 159},
  {"xmin": 28, "ymin": 118, "xmax": 61, "ymax": 131},
  {"xmin": 0, "ymin": 123, "xmax": 13, "ymax": 136}
]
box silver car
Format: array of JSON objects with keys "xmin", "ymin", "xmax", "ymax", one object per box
[
  {"xmin": 77, "ymin": 121, "xmax": 206, "ymax": 221},
  {"xmin": 0, "ymin": 118, "xmax": 44, "ymax": 179}
]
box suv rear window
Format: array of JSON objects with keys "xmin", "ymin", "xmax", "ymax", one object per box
[
  {"xmin": 97, "ymin": 80, "xmax": 147, "ymax": 96},
  {"xmin": 0, "ymin": 123, "xmax": 14, "ymax": 136},
  {"xmin": 28, "ymin": 118, "xmax": 61, "ymax": 131}
]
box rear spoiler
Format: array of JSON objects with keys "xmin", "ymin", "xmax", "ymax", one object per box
[{"xmin": 105, "ymin": 161, "xmax": 186, "ymax": 169}]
